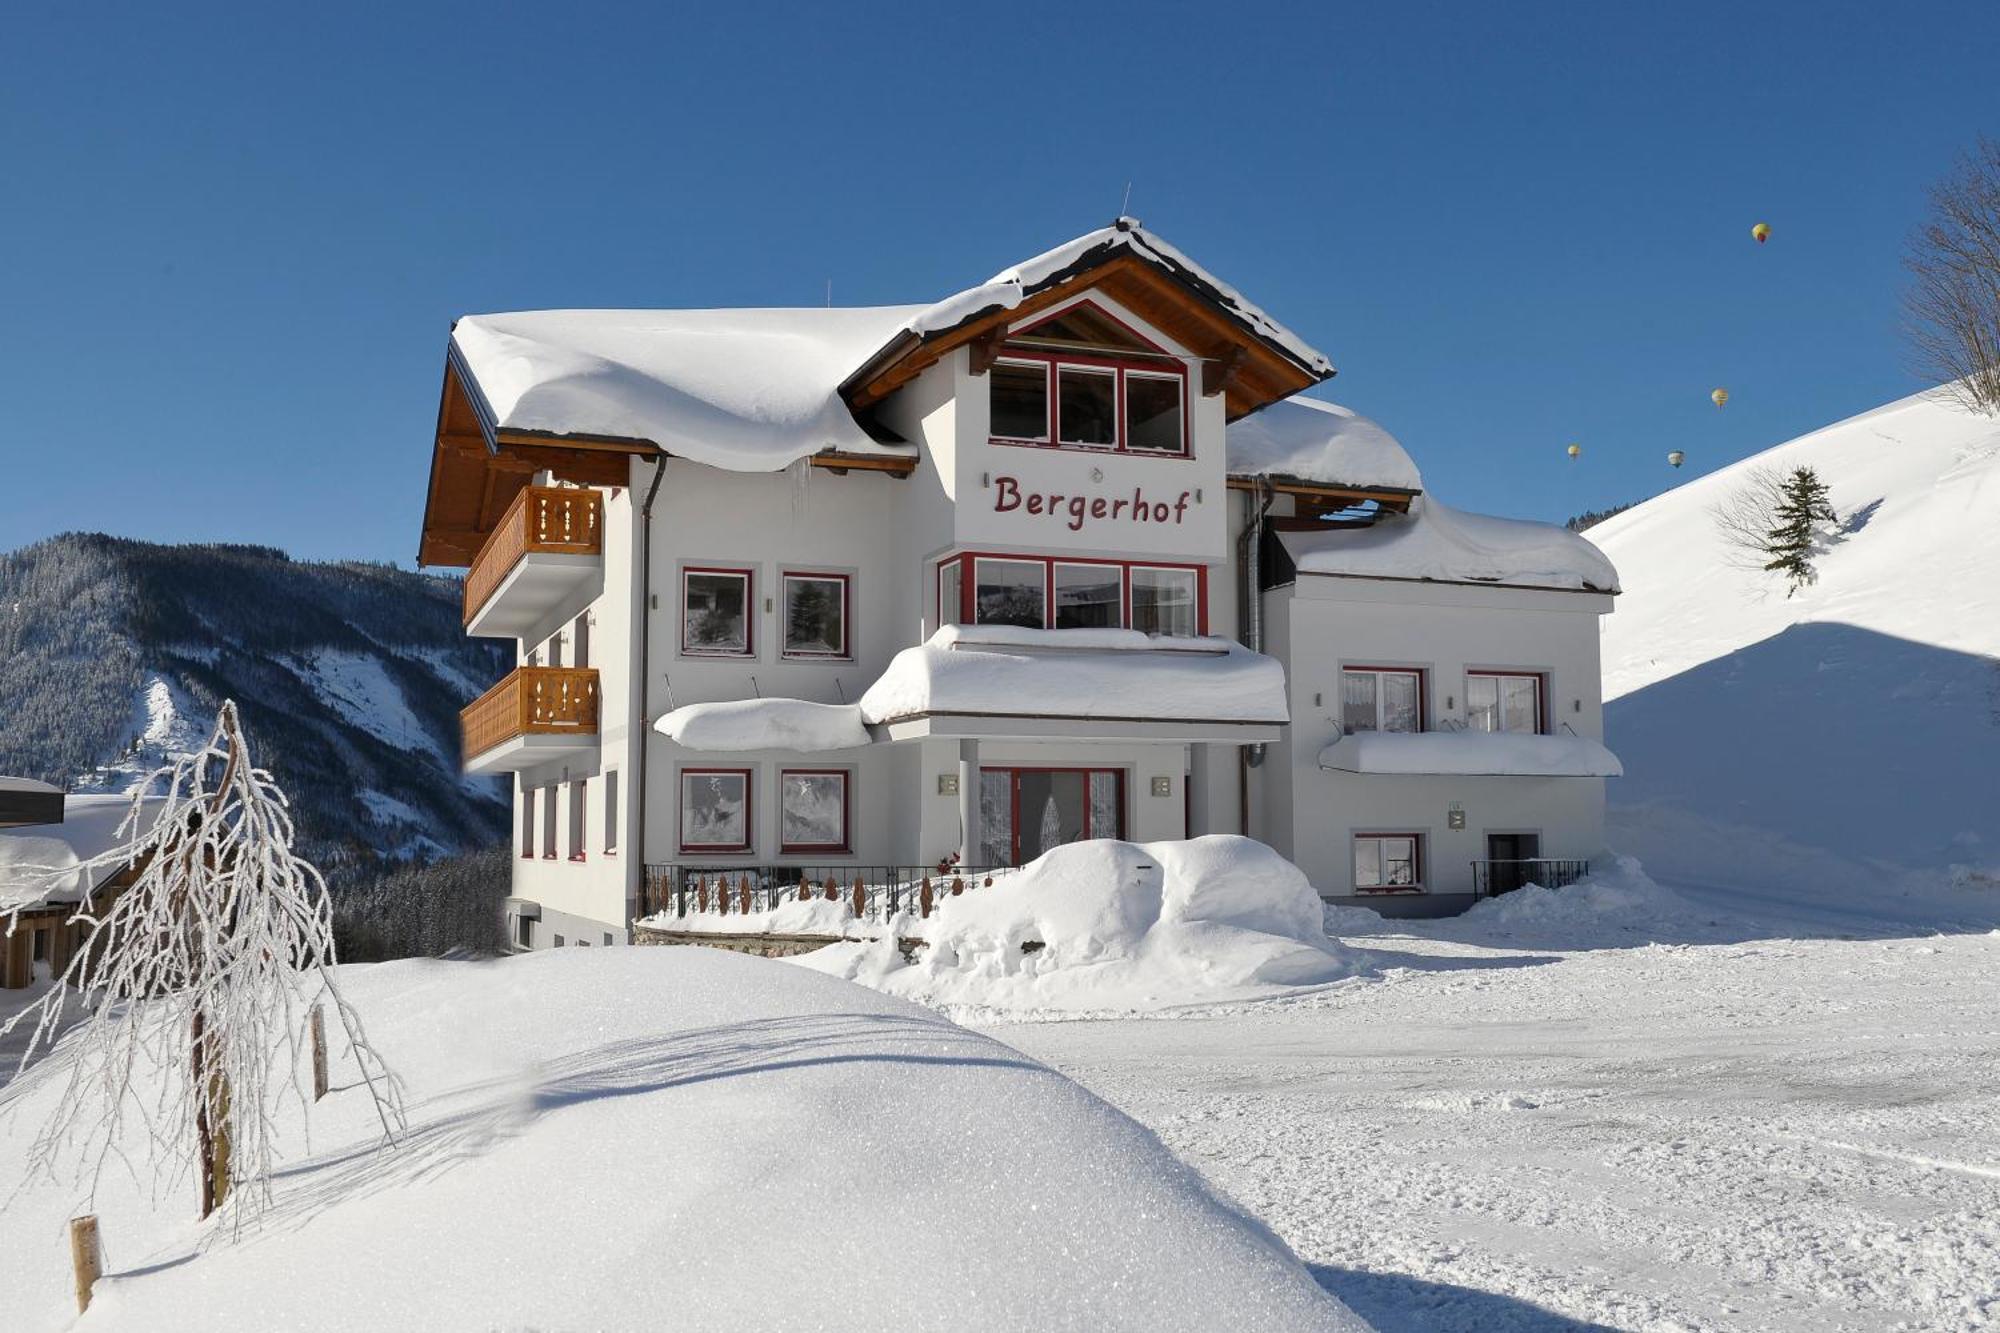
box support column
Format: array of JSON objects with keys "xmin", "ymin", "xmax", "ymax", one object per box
[{"xmin": 957, "ymin": 738, "xmax": 981, "ymax": 867}]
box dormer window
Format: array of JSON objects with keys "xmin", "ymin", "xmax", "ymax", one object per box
[{"xmin": 986, "ymin": 301, "xmax": 1188, "ymax": 456}]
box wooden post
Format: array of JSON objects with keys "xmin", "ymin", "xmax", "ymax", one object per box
[
  {"xmin": 823, "ymin": 877, "xmax": 837, "ymax": 903},
  {"xmin": 920, "ymin": 877, "xmax": 932, "ymax": 919},
  {"xmin": 310, "ymin": 1005, "xmax": 328, "ymax": 1102},
  {"xmin": 950, "ymin": 876, "xmax": 963, "ymax": 897},
  {"xmin": 738, "ymin": 875, "xmax": 751, "ymax": 915},
  {"xmin": 69, "ymin": 1215, "xmax": 101, "ymax": 1314},
  {"xmin": 851, "ymin": 876, "xmax": 864, "ymax": 919}
]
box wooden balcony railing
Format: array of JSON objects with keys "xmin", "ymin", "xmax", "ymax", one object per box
[
  {"xmin": 460, "ymin": 667, "xmax": 600, "ymax": 762},
  {"xmin": 462, "ymin": 486, "xmax": 603, "ymax": 626}
]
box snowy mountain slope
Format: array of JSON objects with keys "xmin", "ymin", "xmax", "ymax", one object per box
[
  {"xmin": 0, "ymin": 534, "xmax": 510, "ymax": 875},
  {"xmin": 1586, "ymin": 387, "xmax": 2000, "ymax": 890}
]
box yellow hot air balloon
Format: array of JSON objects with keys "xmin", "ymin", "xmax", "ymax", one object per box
[
  {"xmin": 1751, "ymin": 221, "xmax": 1770, "ymax": 244},
  {"xmin": 1566, "ymin": 443, "xmax": 1581, "ymax": 460},
  {"xmin": 1711, "ymin": 387, "xmax": 1729, "ymax": 408},
  {"xmin": 1667, "ymin": 450, "xmax": 1686, "ymax": 468}
]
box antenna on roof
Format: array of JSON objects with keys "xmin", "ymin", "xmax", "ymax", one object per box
[{"xmin": 1120, "ymin": 180, "xmax": 1133, "ymax": 218}]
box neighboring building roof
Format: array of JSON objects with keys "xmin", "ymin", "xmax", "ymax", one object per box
[
  {"xmin": 0, "ymin": 794, "xmax": 164, "ymax": 910},
  {"xmin": 1225, "ymin": 396, "xmax": 1422, "ymax": 493},
  {"xmin": 0, "ymin": 776, "xmax": 63, "ymax": 830},
  {"xmin": 654, "ymin": 698, "xmax": 871, "ymax": 753},
  {"xmin": 449, "ymin": 307, "xmax": 926, "ymax": 471},
  {"xmin": 1317, "ymin": 732, "xmax": 1623, "ymax": 778},
  {"xmin": 1280, "ymin": 495, "xmax": 1622, "ymax": 594},
  {"xmin": 857, "ymin": 626, "xmax": 1289, "ymax": 727}
]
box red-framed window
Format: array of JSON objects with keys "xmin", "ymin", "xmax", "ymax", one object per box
[
  {"xmin": 940, "ymin": 553, "xmax": 1208, "ymax": 636},
  {"xmin": 567, "ymin": 779, "xmax": 587, "ymax": 862},
  {"xmin": 986, "ymin": 301, "xmax": 1190, "ymax": 457},
  {"xmin": 1466, "ymin": 671, "xmax": 1546, "ymax": 735},
  {"xmin": 779, "ymin": 570, "xmax": 851, "ymax": 660},
  {"xmin": 679, "ymin": 767, "xmax": 752, "ymax": 854},
  {"xmin": 1340, "ymin": 666, "xmax": 1426, "ymax": 734},
  {"xmin": 541, "ymin": 786, "xmax": 557, "ymax": 859},
  {"xmin": 520, "ymin": 781, "xmax": 536, "ymax": 859},
  {"xmin": 779, "ymin": 768, "xmax": 851, "ymax": 854},
  {"xmin": 1353, "ymin": 832, "xmax": 1424, "ymax": 893},
  {"xmin": 681, "ymin": 566, "xmax": 754, "ymax": 658},
  {"xmin": 976, "ymin": 766, "xmax": 1124, "ymax": 867},
  {"xmin": 603, "ymin": 769, "xmax": 619, "ymax": 856}
]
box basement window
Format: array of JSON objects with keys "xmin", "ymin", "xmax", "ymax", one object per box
[{"xmin": 1354, "ymin": 833, "xmax": 1423, "ymax": 892}]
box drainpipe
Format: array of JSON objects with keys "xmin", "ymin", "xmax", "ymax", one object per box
[
  {"xmin": 631, "ymin": 455, "xmax": 668, "ymax": 919},
  {"xmin": 1237, "ymin": 480, "xmax": 1273, "ymax": 835}
]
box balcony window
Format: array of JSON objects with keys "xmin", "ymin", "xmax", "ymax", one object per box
[
  {"xmin": 937, "ymin": 558, "xmax": 964, "ymax": 629},
  {"xmin": 1342, "ymin": 668, "xmax": 1424, "ymax": 734},
  {"xmin": 780, "ymin": 769, "xmax": 849, "ymax": 854},
  {"xmin": 567, "ymin": 780, "xmax": 586, "ymax": 861},
  {"xmin": 541, "ymin": 786, "xmax": 557, "ymax": 858},
  {"xmin": 1131, "ymin": 566, "xmax": 1198, "ymax": 638},
  {"xmin": 975, "ymin": 558, "xmax": 1046, "ymax": 629},
  {"xmin": 1467, "ymin": 672, "xmax": 1543, "ymax": 734},
  {"xmin": 1124, "ymin": 372, "xmax": 1184, "ymax": 452},
  {"xmin": 1354, "ymin": 833, "xmax": 1422, "ymax": 892},
  {"xmin": 1054, "ymin": 563, "xmax": 1122, "ymax": 629},
  {"xmin": 781, "ymin": 572, "xmax": 849, "ymax": 659},
  {"xmin": 990, "ymin": 361, "xmax": 1050, "ymax": 441},
  {"xmin": 604, "ymin": 769, "xmax": 619, "ymax": 855},
  {"xmin": 683, "ymin": 567, "xmax": 752, "ymax": 657},
  {"xmin": 680, "ymin": 768, "xmax": 751, "ymax": 853},
  {"xmin": 520, "ymin": 784, "xmax": 535, "ymax": 858},
  {"xmin": 1057, "ymin": 366, "xmax": 1118, "ymax": 447}
]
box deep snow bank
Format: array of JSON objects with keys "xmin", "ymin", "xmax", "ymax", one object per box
[
  {"xmin": 0, "ymin": 949, "xmax": 1362, "ymax": 1332},
  {"xmin": 801, "ymin": 837, "xmax": 1366, "ymax": 1014}
]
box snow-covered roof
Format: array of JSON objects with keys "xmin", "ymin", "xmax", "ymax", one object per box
[
  {"xmin": 1317, "ymin": 731, "xmax": 1623, "ymax": 777},
  {"xmin": 0, "ymin": 794, "xmax": 165, "ymax": 909},
  {"xmin": 1225, "ymin": 395, "xmax": 1422, "ymax": 492},
  {"xmin": 654, "ymin": 697, "xmax": 870, "ymax": 753},
  {"xmin": 898, "ymin": 218, "xmax": 1333, "ymax": 378},
  {"xmin": 857, "ymin": 626, "xmax": 1289, "ymax": 726},
  {"xmin": 450, "ymin": 307, "xmax": 925, "ymax": 469},
  {"xmin": 0, "ymin": 777, "xmax": 60, "ymax": 794},
  {"xmin": 1283, "ymin": 495, "xmax": 1621, "ymax": 593}
]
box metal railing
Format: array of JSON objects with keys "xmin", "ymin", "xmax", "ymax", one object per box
[
  {"xmin": 1469, "ymin": 858, "xmax": 1591, "ymax": 897},
  {"xmin": 639, "ymin": 864, "xmax": 1016, "ymax": 925}
]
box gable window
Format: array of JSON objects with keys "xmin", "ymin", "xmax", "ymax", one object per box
[
  {"xmin": 1131, "ymin": 566, "xmax": 1198, "ymax": 638},
  {"xmin": 990, "ymin": 361, "xmax": 1050, "ymax": 441},
  {"xmin": 1467, "ymin": 672, "xmax": 1543, "ymax": 734},
  {"xmin": 1354, "ymin": 833, "xmax": 1423, "ymax": 892},
  {"xmin": 1054, "ymin": 563, "xmax": 1122, "ymax": 629},
  {"xmin": 780, "ymin": 769, "xmax": 850, "ymax": 853},
  {"xmin": 604, "ymin": 769, "xmax": 619, "ymax": 855},
  {"xmin": 1057, "ymin": 366, "xmax": 1118, "ymax": 447},
  {"xmin": 1124, "ymin": 373, "xmax": 1184, "ymax": 452},
  {"xmin": 681, "ymin": 768, "xmax": 751, "ymax": 853},
  {"xmin": 568, "ymin": 780, "xmax": 586, "ymax": 861},
  {"xmin": 1342, "ymin": 667, "xmax": 1424, "ymax": 734},
  {"xmin": 683, "ymin": 567, "xmax": 752, "ymax": 657},
  {"xmin": 541, "ymin": 786, "xmax": 557, "ymax": 858},
  {"xmin": 974, "ymin": 558, "xmax": 1046, "ymax": 629},
  {"xmin": 781, "ymin": 572, "xmax": 849, "ymax": 659}
]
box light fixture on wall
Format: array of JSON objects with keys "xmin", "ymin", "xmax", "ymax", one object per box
[{"xmin": 981, "ymin": 472, "xmax": 991, "ymax": 488}]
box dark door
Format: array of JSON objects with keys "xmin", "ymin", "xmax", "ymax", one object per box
[{"xmin": 1486, "ymin": 833, "xmax": 1541, "ymax": 894}]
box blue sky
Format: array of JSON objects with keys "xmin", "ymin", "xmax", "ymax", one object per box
[{"xmin": 2, "ymin": 1, "xmax": 1993, "ymax": 564}]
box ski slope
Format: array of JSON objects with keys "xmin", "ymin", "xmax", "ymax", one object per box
[{"xmin": 1586, "ymin": 386, "xmax": 2000, "ymax": 889}]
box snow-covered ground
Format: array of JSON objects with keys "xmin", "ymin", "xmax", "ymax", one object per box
[
  {"xmin": 0, "ymin": 948, "xmax": 1360, "ymax": 1332},
  {"xmin": 992, "ymin": 876, "xmax": 2000, "ymax": 1332}
]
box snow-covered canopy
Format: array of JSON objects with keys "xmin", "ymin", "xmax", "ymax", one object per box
[
  {"xmin": 654, "ymin": 697, "xmax": 869, "ymax": 752},
  {"xmin": 0, "ymin": 793, "xmax": 165, "ymax": 908},
  {"xmin": 1317, "ymin": 732, "xmax": 1624, "ymax": 778},
  {"xmin": 1226, "ymin": 395, "xmax": 1422, "ymax": 492},
  {"xmin": 900, "ymin": 218, "xmax": 1333, "ymax": 378},
  {"xmin": 857, "ymin": 626, "xmax": 1289, "ymax": 727},
  {"xmin": 450, "ymin": 307, "xmax": 925, "ymax": 470},
  {"xmin": 1284, "ymin": 495, "xmax": 1621, "ymax": 593}
]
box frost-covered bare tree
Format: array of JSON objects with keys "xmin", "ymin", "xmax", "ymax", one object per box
[
  {"xmin": 1709, "ymin": 465, "xmax": 1792, "ymax": 571},
  {"xmin": 1, "ymin": 701, "xmax": 401, "ymax": 1224},
  {"xmin": 1904, "ymin": 137, "xmax": 2000, "ymax": 415}
]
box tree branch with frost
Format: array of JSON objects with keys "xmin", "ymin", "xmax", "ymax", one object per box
[{"xmin": 1, "ymin": 701, "xmax": 402, "ymax": 1226}]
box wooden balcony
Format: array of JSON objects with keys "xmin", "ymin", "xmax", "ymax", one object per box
[
  {"xmin": 462, "ymin": 487, "xmax": 604, "ymax": 639},
  {"xmin": 460, "ymin": 667, "xmax": 600, "ymax": 774}
]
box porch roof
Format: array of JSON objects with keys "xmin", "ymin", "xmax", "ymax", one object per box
[{"xmin": 1317, "ymin": 731, "xmax": 1623, "ymax": 778}]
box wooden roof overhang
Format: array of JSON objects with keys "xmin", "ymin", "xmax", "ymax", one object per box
[
  {"xmin": 839, "ymin": 250, "xmax": 1334, "ymax": 425},
  {"xmin": 417, "ymin": 341, "xmax": 917, "ymax": 568},
  {"xmin": 1226, "ymin": 474, "xmax": 1420, "ymax": 515}
]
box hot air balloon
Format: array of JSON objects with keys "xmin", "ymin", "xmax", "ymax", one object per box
[
  {"xmin": 1566, "ymin": 443, "xmax": 1581, "ymax": 460},
  {"xmin": 1667, "ymin": 450, "xmax": 1686, "ymax": 468},
  {"xmin": 1711, "ymin": 387, "xmax": 1729, "ymax": 408},
  {"xmin": 1751, "ymin": 222, "xmax": 1770, "ymax": 244}
]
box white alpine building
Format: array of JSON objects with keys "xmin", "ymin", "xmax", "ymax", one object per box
[{"xmin": 415, "ymin": 220, "xmax": 1621, "ymax": 948}]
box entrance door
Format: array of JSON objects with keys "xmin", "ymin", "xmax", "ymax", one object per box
[
  {"xmin": 1485, "ymin": 833, "xmax": 1541, "ymax": 894},
  {"xmin": 978, "ymin": 768, "xmax": 1124, "ymax": 866}
]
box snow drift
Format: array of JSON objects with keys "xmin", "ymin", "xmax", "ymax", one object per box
[
  {"xmin": 1225, "ymin": 395, "xmax": 1422, "ymax": 492},
  {"xmin": 804, "ymin": 836, "xmax": 1365, "ymax": 1014},
  {"xmin": 0, "ymin": 949, "xmax": 1363, "ymax": 1331}
]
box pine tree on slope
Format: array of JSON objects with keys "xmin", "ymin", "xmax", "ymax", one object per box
[{"xmin": 1761, "ymin": 467, "xmax": 1839, "ymax": 595}]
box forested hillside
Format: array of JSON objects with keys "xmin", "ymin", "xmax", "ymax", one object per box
[{"xmin": 0, "ymin": 534, "xmax": 511, "ymax": 879}]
